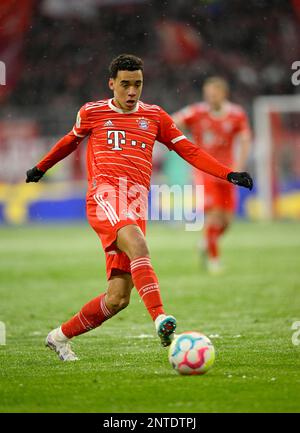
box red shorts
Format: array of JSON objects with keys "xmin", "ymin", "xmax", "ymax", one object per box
[
  {"xmin": 193, "ymin": 170, "xmax": 236, "ymax": 213},
  {"xmin": 86, "ymin": 184, "xmax": 147, "ymax": 280}
]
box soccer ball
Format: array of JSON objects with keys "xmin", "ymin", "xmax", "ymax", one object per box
[{"xmin": 168, "ymin": 331, "xmax": 215, "ymax": 375}]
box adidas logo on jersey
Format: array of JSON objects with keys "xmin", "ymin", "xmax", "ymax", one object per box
[{"xmin": 104, "ymin": 120, "xmax": 114, "ymax": 127}]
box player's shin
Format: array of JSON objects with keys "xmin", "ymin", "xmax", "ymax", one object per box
[
  {"xmin": 205, "ymin": 225, "xmax": 220, "ymax": 259},
  {"xmin": 61, "ymin": 293, "xmax": 114, "ymax": 338},
  {"xmin": 205, "ymin": 223, "xmax": 228, "ymax": 259},
  {"xmin": 203, "ymin": 223, "xmax": 229, "ymax": 273},
  {"xmin": 130, "ymin": 256, "xmax": 165, "ymax": 321}
]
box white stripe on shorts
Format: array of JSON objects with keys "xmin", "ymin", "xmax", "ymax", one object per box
[{"xmin": 93, "ymin": 194, "xmax": 120, "ymax": 226}]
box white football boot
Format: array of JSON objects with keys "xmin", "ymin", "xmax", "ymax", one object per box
[
  {"xmin": 207, "ymin": 258, "xmax": 225, "ymax": 275},
  {"xmin": 155, "ymin": 314, "xmax": 177, "ymax": 347},
  {"xmin": 45, "ymin": 327, "xmax": 79, "ymax": 361}
]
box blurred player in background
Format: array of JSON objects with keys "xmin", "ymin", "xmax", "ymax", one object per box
[
  {"xmin": 26, "ymin": 56, "xmax": 252, "ymax": 361},
  {"xmin": 173, "ymin": 77, "xmax": 252, "ymax": 273}
]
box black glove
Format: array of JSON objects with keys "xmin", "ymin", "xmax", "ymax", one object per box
[
  {"xmin": 26, "ymin": 166, "xmax": 45, "ymax": 183},
  {"xmin": 227, "ymin": 172, "xmax": 253, "ymax": 190}
]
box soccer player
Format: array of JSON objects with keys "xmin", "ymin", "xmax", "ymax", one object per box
[
  {"xmin": 173, "ymin": 77, "xmax": 252, "ymax": 273},
  {"xmin": 26, "ymin": 55, "xmax": 252, "ymax": 361}
]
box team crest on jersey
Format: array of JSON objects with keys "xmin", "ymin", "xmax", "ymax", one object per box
[{"xmin": 137, "ymin": 118, "xmax": 149, "ymax": 130}]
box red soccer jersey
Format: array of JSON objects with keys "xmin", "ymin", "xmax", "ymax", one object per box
[
  {"xmin": 174, "ymin": 102, "xmax": 251, "ymax": 166},
  {"xmin": 37, "ymin": 98, "xmax": 232, "ymax": 197},
  {"xmin": 71, "ymin": 98, "xmax": 186, "ymax": 193}
]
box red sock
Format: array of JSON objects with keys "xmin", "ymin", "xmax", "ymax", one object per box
[
  {"xmin": 205, "ymin": 225, "xmax": 225, "ymax": 259},
  {"xmin": 130, "ymin": 256, "xmax": 165, "ymax": 321},
  {"xmin": 61, "ymin": 293, "xmax": 113, "ymax": 339}
]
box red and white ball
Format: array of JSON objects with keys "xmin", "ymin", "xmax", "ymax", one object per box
[{"xmin": 168, "ymin": 331, "xmax": 215, "ymax": 375}]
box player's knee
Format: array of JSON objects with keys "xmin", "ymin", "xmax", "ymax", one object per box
[
  {"xmin": 118, "ymin": 296, "xmax": 130, "ymax": 311},
  {"xmin": 222, "ymin": 221, "xmax": 229, "ymax": 231},
  {"xmin": 106, "ymin": 294, "xmax": 130, "ymax": 313},
  {"xmin": 209, "ymin": 213, "xmax": 225, "ymax": 229},
  {"xmin": 129, "ymin": 239, "xmax": 149, "ymax": 260}
]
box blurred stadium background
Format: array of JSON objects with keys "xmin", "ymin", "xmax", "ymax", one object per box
[{"xmin": 1, "ymin": 0, "xmax": 300, "ymax": 225}]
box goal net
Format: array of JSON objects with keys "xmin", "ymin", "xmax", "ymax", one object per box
[{"xmin": 253, "ymin": 95, "xmax": 300, "ymax": 220}]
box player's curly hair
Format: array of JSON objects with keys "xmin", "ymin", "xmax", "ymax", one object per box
[{"xmin": 109, "ymin": 54, "xmax": 144, "ymax": 78}]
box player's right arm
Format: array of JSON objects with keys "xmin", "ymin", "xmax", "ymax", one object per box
[{"xmin": 26, "ymin": 105, "xmax": 90, "ymax": 183}]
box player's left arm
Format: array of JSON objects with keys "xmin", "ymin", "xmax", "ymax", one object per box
[{"xmin": 158, "ymin": 109, "xmax": 253, "ymax": 190}]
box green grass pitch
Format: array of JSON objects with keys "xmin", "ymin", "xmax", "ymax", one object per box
[{"xmin": 0, "ymin": 221, "xmax": 300, "ymax": 413}]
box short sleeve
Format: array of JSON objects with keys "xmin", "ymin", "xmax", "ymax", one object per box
[
  {"xmin": 156, "ymin": 109, "xmax": 186, "ymax": 150},
  {"xmin": 72, "ymin": 105, "xmax": 91, "ymax": 138}
]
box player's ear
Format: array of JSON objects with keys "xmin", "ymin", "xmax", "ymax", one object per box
[{"xmin": 108, "ymin": 78, "xmax": 114, "ymax": 91}]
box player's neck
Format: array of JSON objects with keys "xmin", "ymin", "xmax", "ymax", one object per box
[
  {"xmin": 111, "ymin": 97, "xmax": 138, "ymax": 113},
  {"xmin": 209, "ymin": 102, "xmax": 229, "ymax": 117},
  {"xmin": 112, "ymin": 98, "xmax": 127, "ymax": 111}
]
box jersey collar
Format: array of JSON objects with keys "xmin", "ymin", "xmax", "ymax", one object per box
[
  {"xmin": 209, "ymin": 102, "xmax": 231, "ymax": 119},
  {"xmin": 108, "ymin": 98, "xmax": 140, "ymax": 114}
]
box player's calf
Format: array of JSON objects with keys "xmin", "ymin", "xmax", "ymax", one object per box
[{"xmin": 105, "ymin": 273, "xmax": 133, "ymax": 314}]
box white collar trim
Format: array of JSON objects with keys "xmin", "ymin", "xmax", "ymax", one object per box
[{"xmin": 108, "ymin": 98, "xmax": 140, "ymax": 114}]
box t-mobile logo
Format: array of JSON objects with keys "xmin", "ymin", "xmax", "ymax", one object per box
[
  {"xmin": 107, "ymin": 130, "xmax": 126, "ymax": 151},
  {"xmin": 107, "ymin": 130, "xmax": 147, "ymax": 151},
  {"xmin": 0, "ymin": 61, "xmax": 6, "ymax": 85}
]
